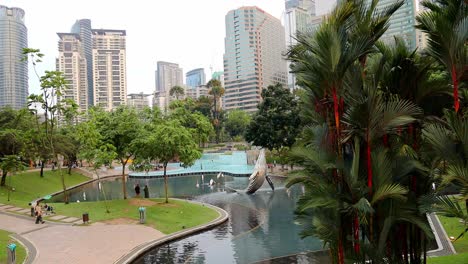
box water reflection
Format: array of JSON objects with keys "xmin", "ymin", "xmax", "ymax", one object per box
[{"xmin": 53, "ymin": 175, "xmax": 326, "ymax": 263}]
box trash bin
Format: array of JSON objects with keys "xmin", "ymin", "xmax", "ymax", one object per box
[
  {"xmin": 138, "ymin": 207, "xmax": 146, "ymax": 224},
  {"xmin": 6, "ymin": 243, "xmax": 16, "ymax": 264},
  {"xmin": 82, "ymin": 212, "xmax": 89, "ymax": 224}
]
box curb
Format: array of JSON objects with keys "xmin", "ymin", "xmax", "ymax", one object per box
[
  {"xmin": 10, "ymin": 233, "xmax": 37, "ymax": 264},
  {"xmin": 113, "ymin": 199, "xmax": 229, "ymax": 264}
]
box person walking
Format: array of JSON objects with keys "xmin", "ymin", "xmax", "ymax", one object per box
[
  {"xmin": 144, "ymin": 185, "xmax": 149, "ymax": 198},
  {"xmin": 134, "ymin": 183, "xmax": 141, "ymax": 197},
  {"xmin": 35, "ymin": 201, "xmax": 45, "ymax": 224}
]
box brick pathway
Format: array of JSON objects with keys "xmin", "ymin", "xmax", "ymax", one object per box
[{"xmin": 0, "ymin": 212, "xmax": 164, "ymax": 264}]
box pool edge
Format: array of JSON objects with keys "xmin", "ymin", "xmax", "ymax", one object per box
[{"xmin": 113, "ymin": 198, "xmax": 229, "ymax": 264}]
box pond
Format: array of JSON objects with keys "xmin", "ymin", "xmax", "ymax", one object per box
[
  {"xmin": 52, "ymin": 175, "xmax": 326, "ymax": 263},
  {"xmin": 52, "ymin": 151, "xmax": 328, "ymax": 263}
]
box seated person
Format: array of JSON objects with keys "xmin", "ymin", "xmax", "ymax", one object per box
[{"xmin": 43, "ymin": 203, "xmax": 55, "ymax": 214}]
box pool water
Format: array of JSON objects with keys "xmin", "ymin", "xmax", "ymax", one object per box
[
  {"xmin": 53, "ymin": 174, "xmax": 325, "ymax": 263},
  {"xmin": 129, "ymin": 151, "xmax": 255, "ymax": 177}
]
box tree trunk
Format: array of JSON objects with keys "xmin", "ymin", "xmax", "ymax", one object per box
[
  {"xmin": 354, "ymin": 215, "xmax": 360, "ymax": 253},
  {"xmin": 122, "ymin": 160, "xmax": 127, "ymax": 199},
  {"xmin": 1, "ymin": 170, "xmax": 7, "ymax": 186},
  {"xmin": 58, "ymin": 161, "xmax": 68, "ymax": 204},
  {"xmin": 40, "ymin": 160, "xmax": 45, "ymax": 177},
  {"xmin": 68, "ymin": 163, "xmax": 72, "ymax": 175},
  {"xmin": 451, "ymin": 65, "xmax": 459, "ymax": 113},
  {"xmin": 164, "ymin": 163, "xmax": 169, "ymax": 203}
]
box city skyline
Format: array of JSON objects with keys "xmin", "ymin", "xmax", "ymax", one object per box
[{"xmin": 5, "ymin": 0, "xmax": 336, "ymax": 97}]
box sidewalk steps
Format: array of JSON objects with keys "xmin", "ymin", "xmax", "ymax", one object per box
[
  {"xmin": 49, "ymin": 215, "xmax": 68, "ymax": 221},
  {"xmin": 62, "ymin": 217, "xmax": 80, "ymax": 223},
  {"xmin": 7, "ymin": 207, "xmax": 24, "ymax": 212}
]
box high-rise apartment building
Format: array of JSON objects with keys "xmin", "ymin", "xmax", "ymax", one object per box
[
  {"xmin": 0, "ymin": 5, "xmax": 28, "ymax": 110},
  {"xmin": 154, "ymin": 61, "xmax": 183, "ymax": 110},
  {"xmin": 71, "ymin": 19, "xmax": 93, "ymax": 106},
  {"xmin": 92, "ymin": 29, "xmax": 127, "ymax": 110},
  {"xmin": 56, "ymin": 33, "xmax": 88, "ymax": 115},
  {"xmin": 223, "ymin": 6, "xmax": 287, "ymax": 113},
  {"xmin": 284, "ymin": 0, "xmax": 316, "ymax": 90},
  {"xmin": 186, "ymin": 68, "xmax": 206, "ymax": 88}
]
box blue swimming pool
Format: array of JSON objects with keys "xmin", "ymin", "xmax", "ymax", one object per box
[{"xmin": 129, "ymin": 151, "xmax": 255, "ymax": 178}]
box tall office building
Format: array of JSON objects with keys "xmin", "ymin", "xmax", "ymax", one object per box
[
  {"xmin": 56, "ymin": 33, "xmax": 88, "ymax": 116},
  {"xmin": 370, "ymin": 0, "xmax": 419, "ymax": 50},
  {"xmin": 71, "ymin": 19, "xmax": 93, "ymax": 106},
  {"xmin": 154, "ymin": 61, "xmax": 183, "ymax": 110},
  {"xmin": 223, "ymin": 6, "xmax": 287, "ymax": 113},
  {"xmin": 92, "ymin": 29, "xmax": 127, "ymax": 110},
  {"xmin": 284, "ymin": 0, "xmax": 316, "ymax": 90},
  {"xmin": 186, "ymin": 68, "xmax": 206, "ymax": 88},
  {"xmin": 0, "ymin": 5, "xmax": 28, "ymax": 110}
]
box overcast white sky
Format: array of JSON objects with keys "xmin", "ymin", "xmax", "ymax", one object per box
[{"xmin": 6, "ymin": 0, "xmax": 336, "ymax": 95}]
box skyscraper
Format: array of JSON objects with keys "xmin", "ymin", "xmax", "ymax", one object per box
[
  {"xmin": 71, "ymin": 19, "xmax": 93, "ymax": 106},
  {"xmin": 186, "ymin": 68, "xmax": 206, "ymax": 88},
  {"xmin": 0, "ymin": 5, "xmax": 28, "ymax": 110},
  {"xmin": 370, "ymin": 0, "xmax": 419, "ymax": 50},
  {"xmin": 56, "ymin": 33, "xmax": 88, "ymax": 116},
  {"xmin": 92, "ymin": 29, "xmax": 127, "ymax": 110},
  {"xmin": 223, "ymin": 6, "xmax": 287, "ymax": 113},
  {"xmin": 284, "ymin": 0, "xmax": 316, "ymax": 90},
  {"xmin": 154, "ymin": 61, "xmax": 183, "ymax": 110}
]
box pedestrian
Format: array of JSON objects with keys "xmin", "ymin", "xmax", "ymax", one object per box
[
  {"xmin": 135, "ymin": 183, "xmax": 141, "ymax": 197},
  {"xmin": 144, "ymin": 185, "xmax": 149, "ymax": 198},
  {"xmin": 35, "ymin": 201, "xmax": 45, "ymax": 224}
]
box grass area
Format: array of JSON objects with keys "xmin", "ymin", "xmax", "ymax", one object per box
[
  {"xmin": 0, "ymin": 230, "xmax": 27, "ymax": 264},
  {"xmin": 428, "ymin": 252, "xmax": 468, "ymax": 263},
  {"xmin": 0, "ymin": 169, "xmax": 90, "ymax": 207},
  {"xmin": 50, "ymin": 198, "xmax": 219, "ymax": 234},
  {"xmin": 428, "ymin": 213, "xmax": 468, "ymax": 263},
  {"xmin": 438, "ymin": 214, "xmax": 468, "ymax": 253}
]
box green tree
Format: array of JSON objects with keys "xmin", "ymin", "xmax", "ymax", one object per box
[
  {"xmin": 207, "ymin": 79, "xmax": 225, "ymax": 143},
  {"xmin": 169, "ymin": 85, "xmax": 185, "ymax": 100},
  {"xmin": 224, "ymin": 109, "xmax": 251, "ymax": 139},
  {"xmin": 0, "ymin": 155, "xmax": 26, "ymax": 201},
  {"xmin": 140, "ymin": 120, "xmax": 201, "ymax": 203},
  {"xmin": 76, "ymin": 118, "xmax": 116, "ymax": 212},
  {"xmin": 168, "ymin": 100, "xmax": 214, "ymax": 147},
  {"xmin": 193, "ymin": 96, "xmax": 212, "ymax": 118},
  {"xmin": 285, "ymin": 1, "xmax": 442, "ymax": 262},
  {"xmin": 245, "ymin": 83, "xmax": 301, "ymax": 152},
  {"xmin": 94, "ymin": 106, "xmax": 143, "ymax": 199},
  {"xmin": 0, "ymin": 108, "xmax": 33, "ymax": 186},
  {"xmin": 416, "ymin": 0, "xmax": 467, "ymax": 113}
]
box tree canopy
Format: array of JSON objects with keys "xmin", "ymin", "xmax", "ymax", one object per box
[{"xmin": 245, "ymin": 83, "xmax": 301, "ymax": 151}]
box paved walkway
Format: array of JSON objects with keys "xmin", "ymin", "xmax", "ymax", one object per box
[{"xmin": 0, "ymin": 212, "xmax": 164, "ymax": 264}]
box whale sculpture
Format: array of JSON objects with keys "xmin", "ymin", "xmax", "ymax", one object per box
[{"xmin": 246, "ymin": 149, "xmax": 270, "ymax": 194}]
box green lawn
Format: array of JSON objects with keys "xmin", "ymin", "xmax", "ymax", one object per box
[
  {"xmin": 428, "ymin": 214, "xmax": 468, "ymax": 263},
  {"xmin": 0, "ymin": 230, "xmax": 27, "ymax": 264},
  {"xmin": 428, "ymin": 252, "xmax": 468, "ymax": 264},
  {"xmin": 50, "ymin": 198, "xmax": 219, "ymax": 234},
  {"xmin": 0, "ymin": 169, "xmax": 90, "ymax": 207}
]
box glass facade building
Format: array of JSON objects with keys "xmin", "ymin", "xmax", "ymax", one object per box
[
  {"xmin": 370, "ymin": 0, "xmax": 418, "ymax": 50},
  {"xmin": 71, "ymin": 19, "xmax": 93, "ymax": 106},
  {"xmin": 0, "ymin": 5, "xmax": 28, "ymax": 110},
  {"xmin": 186, "ymin": 68, "xmax": 206, "ymax": 88},
  {"xmin": 284, "ymin": 0, "xmax": 316, "ymax": 91}
]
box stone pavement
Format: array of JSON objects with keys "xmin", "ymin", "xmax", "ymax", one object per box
[{"xmin": 0, "ymin": 212, "xmax": 164, "ymax": 264}]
